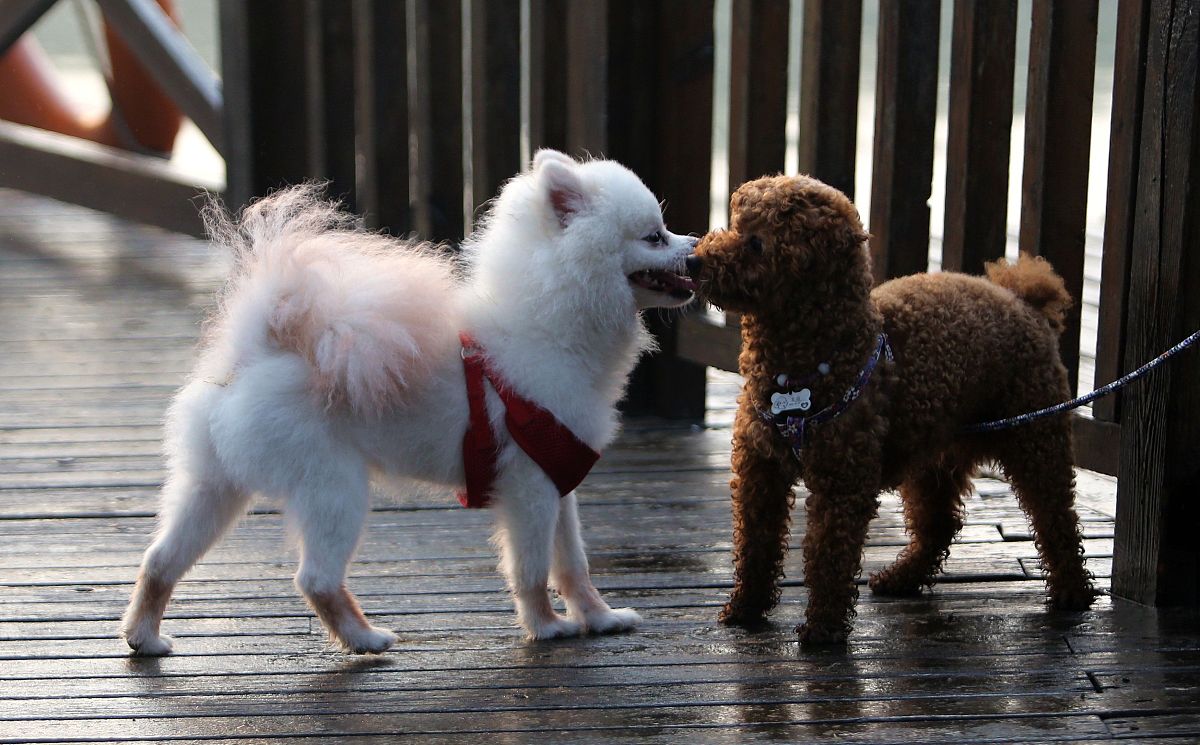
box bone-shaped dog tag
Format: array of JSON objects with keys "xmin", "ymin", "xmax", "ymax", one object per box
[{"xmin": 771, "ymin": 389, "xmax": 812, "ymax": 415}]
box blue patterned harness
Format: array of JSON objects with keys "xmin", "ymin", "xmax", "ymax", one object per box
[{"xmin": 757, "ymin": 332, "xmax": 893, "ymax": 461}]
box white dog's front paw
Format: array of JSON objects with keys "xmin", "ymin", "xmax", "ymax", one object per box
[
  {"xmin": 124, "ymin": 630, "xmax": 174, "ymax": 657},
  {"xmin": 340, "ymin": 625, "xmax": 398, "ymax": 654},
  {"xmin": 582, "ymin": 607, "xmax": 641, "ymax": 635},
  {"xmin": 526, "ymin": 614, "xmax": 584, "ymax": 641}
]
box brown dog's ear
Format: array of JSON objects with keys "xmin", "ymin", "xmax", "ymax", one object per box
[{"xmin": 807, "ymin": 212, "xmax": 870, "ymax": 261}]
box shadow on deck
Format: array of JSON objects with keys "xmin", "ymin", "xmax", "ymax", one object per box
[{"xmin": 1, "ymin": 190, "xmax": 1198, "ymax": 743}]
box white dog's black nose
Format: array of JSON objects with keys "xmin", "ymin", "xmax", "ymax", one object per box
[{"xmin": 685, "ymin": 254, "xmax": 702, "ymax": 277}]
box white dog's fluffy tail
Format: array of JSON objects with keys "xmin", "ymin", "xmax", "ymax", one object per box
[{"xmin": 200, "ymin": 184, "xmax": 459, "ymax": 414}]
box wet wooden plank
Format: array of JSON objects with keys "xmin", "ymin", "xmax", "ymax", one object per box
[{"xmin": 0, "ymin": 710, "xmax": 1117, "ymax": 743}]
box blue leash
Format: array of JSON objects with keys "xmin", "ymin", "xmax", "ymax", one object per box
[{"xmin": 963, "ymin": 328, "xmax": 1200, "ymax": 433}]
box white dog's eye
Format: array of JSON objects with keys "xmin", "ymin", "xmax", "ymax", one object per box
[{"xmin": 642, "ymin": 231, "xmax": 664, "ymax": 245}]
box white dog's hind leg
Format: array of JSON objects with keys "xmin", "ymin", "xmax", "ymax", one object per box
[
  {"xmin": 122, "ymin": 473, "xmax": 250, "ymax": 656},
  {"xmin": 493, "ymin": 481, "xmax": 582, "ymax": 640},
  {"xmin": 551, "ymin": 492, "xmax": 640, "ymax": 634},
  {"xmin": 289, "ymin": 470, "xmax": 397, "ymax": 654}
]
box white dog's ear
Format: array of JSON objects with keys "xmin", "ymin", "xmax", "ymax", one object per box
[
  {"xmin": 539, "ymin": 157, "xmax": 587, "ymax": 227},
  {"xmin": 533, "ymin": 148, "xmax": 575, "ymax": 170}
]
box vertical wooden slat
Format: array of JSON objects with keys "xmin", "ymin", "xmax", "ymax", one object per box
[
  {"xmin": 941, "ymin": 0, "xmax": 1017, "ymax": 275},
  {"xmin": 1093, "ymin": 0, "xmax": 1152, "ymax": 422},
  {"xmin": 868, "ymin": 0, "xmax": 940, "ymax": 282},
  {"xmin": 466, "ymin": 0, "xmax": 521, "ymax": 231},
  {"xmin": 352, "ymin": 0, "xmax": 409, "ymax": 234},
  {"xmin": 606, "ymin": 1, "xmax": 659, "ymax": 178},
  {"xmin": 608, "ymin": 0, "xmax": 713, "ymax": 419},
  {"xmin": 526, "ymin": 0, "xmax": 568, "ymax": 154},
  {"xmin": 565, "ymin": 0, "xmax": 609, "ymax": 156},
  {"xmin": 304, "ymin": 0, "xmax": 357, "ymax": 211},
  {"xmin": 727, "ymin": 0, "xmax": 789, "ymax": 190},
  {"xmin": 219, "ymin": 0, "xmax": 313, "ymax": 210},
  {"xmin": 1017, "ymin": 0, "xmax": 1098, "ymax": 396},
  {"xmin": 1113, "ymin": 0, "xmax": 1200, "ymax": 607},
  {"xmin": 528, "ymin": 0, "xmax": 606, "ymax": 158},
  {"xmin": 407, "ymin": 0, "xmax": 463, "ymax": 242},
  {"xmin": 797, "ymin": 0, "xmax": 862, "ymax": 197}
]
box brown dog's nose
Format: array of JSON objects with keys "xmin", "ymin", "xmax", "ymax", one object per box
[{"xmin": 685, "ymin": 253, "xmax": 702, "ymax": 277}]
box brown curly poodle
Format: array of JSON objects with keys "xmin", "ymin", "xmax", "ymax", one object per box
[{"xmin": 688, "ymin": 174, "xmax": 1095, "ymax": 645}]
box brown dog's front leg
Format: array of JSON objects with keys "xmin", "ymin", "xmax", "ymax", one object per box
[
  {"xmin": 720, "ymin": 411, "xmax": 798, "ymax": 626},
  {"xmin": 797, "ymin": 489, "xmax": 879, "ymax": 645}
]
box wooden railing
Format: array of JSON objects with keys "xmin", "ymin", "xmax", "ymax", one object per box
[
  {"xmin": 2, "ymin": 0, "xmax": 1196, "ymax": 606},
  {"xmin": 219, "ymin": 0, "xmax": 1197, "ymax": 608}
]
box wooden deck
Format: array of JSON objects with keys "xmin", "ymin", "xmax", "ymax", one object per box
[{"xmin": 2, "ymin": 190, "xmax": 1199, "ymax": 744}]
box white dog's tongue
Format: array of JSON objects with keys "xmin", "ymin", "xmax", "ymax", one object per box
[{"xmin": 630, "ymin": 269, "xmax": 696, "ymax": 296}]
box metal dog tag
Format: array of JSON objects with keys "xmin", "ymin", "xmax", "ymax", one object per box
[{"xmin": 771, "ymin": 389, "xmax": 812, "ymax": 415}]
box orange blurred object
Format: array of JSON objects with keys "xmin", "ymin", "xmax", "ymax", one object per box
[{"xmin": 0, "ymin": 0, "xmax": 184, "ymax": 155}]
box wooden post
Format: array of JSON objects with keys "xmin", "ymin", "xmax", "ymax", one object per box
[
  {"xmin": 407, "ymin": 0, "xmax": 464, "ymax": 242},
  {"xmin": 564, "ymin": 0, "xmax": 608, "ymax": 157},
  {"xmin": 941, "ymin": 0, "xmax": 1017, "ymax": 275},
  {"xmin": 868, "ymin": 0, "xmax": 940, "ymax": 282},
  {"xmin": 1017, "ymin": 0, "xmax": 1098, "ymax": 396},
  {"xmin": 465, "ymin": 0, "xmax": 521, "ymax": 232},
  {"xmin": 303, "ymin": 0, "xmax": 357, "ymax": 211},
  {"xmin": 219, "ymin": 0, "xmax": 314, "ymax": 210},
  {"xmin": 1113, "ymin": 0, "xmax": 1200, "ymax": 607},
  {"xmin": 352, "ymin": 0, "xmax": 409, "ymax": 234},
  {"xmin": 797, "ymin": 0, "xmax": 862, "ymax": 197},
  {"xmin": 1093, "ymin": 0, "xmax": 1151, "ymax": 423},
  {"xmin": 727, "ymin": 0, "xmax": 789, "ymax": 190},
  {"xmin": 608, "ymin": 0, "xmax": 713, "ymax": 419},
  {"xmin": 526, "ymin": 0, "xmax": 568, "ymax": 154}
]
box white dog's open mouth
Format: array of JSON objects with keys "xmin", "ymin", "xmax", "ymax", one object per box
[{"xmin": 628, "ymin": 269, "xmax": 696, "ymax": 299}]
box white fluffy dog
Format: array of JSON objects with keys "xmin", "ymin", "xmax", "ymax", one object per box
[{"xmin": 121, "ymin": 150, "xmax": 697, "ymax": 655}]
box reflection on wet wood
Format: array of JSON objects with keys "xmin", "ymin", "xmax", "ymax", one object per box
[{"xmin": 1, "ymin": 189, "xmax": 1198, "ymax": 742}]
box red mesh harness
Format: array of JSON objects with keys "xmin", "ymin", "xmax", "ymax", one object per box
[{"xmin": 457, "ymin": 332, "xmax": 601, "ymax": 508}]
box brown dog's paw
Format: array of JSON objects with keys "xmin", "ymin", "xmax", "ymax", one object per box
[
  {"xmin": 1048, "ymin": 582, "xmax": 1096, "ymax": 612},
  {"xmin": 867, "ymin": 570, "xmax": 924, "ymax": 597},
  {"xmin": 796, "ymin": 622, "xmax": 849, "ymax": 646},
  {"xmin": 718, "ymin": 602, "xmax": 769, "ymax": 628}
]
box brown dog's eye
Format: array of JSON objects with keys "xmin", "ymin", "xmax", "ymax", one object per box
[{"xmin": 747, "ymin": 236, "xmax": 763, "ymax": 253}]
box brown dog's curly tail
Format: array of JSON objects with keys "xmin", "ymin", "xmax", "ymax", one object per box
[{"xmin": 985, "ymin": 253, "xmax": 1072, "ymax": 335}]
